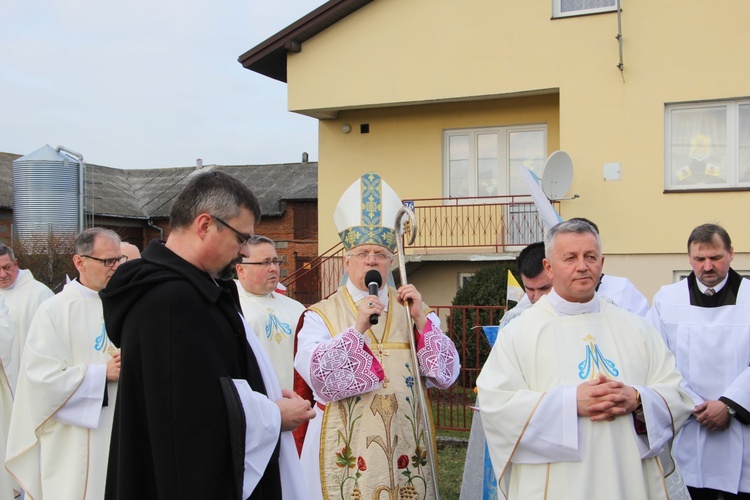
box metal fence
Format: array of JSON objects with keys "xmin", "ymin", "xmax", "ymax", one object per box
[{"xmin": 426, "ymin": 304, "xmax": 506, "ymax": 432}]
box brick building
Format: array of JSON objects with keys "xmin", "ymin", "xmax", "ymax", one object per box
[{"xmin": 0, "ymin": 150, "xmax": 317, "ymax": 295}]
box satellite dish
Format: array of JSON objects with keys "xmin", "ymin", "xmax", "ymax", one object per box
[{"xmin": 541, "ymin": 150, "xmax": 574, "ymax": 200}]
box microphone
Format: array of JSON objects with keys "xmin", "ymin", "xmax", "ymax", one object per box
[{"xmin": 364, "ymin": 269, "xmax": 382, "ymax": 325}]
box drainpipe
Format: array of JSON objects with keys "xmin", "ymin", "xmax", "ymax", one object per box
[
  {"xmin": 147, "ymin": 219, "xmax": 164, "ymax": 242},
  {"xmin": 56, "ymin": 145, "xmax": 85, "ymax": 232}
]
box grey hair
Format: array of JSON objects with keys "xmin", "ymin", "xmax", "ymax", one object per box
[
  {"xmin": 0, "ymin": 244, "xmax": 15, "ymax": 260},
  {"xmin": 169, "ymin": 171, "xmax": 261, "ymax": 231},
  {"xmin": 74, "ymin": 228, "xmax": 121, "ymax": 256},
  {"xmin": 544, "ymin": 219, "xmax": 602, "ymax": 261},
  {"xmin": 248, "ymin": 235, "xmax": 275, "ymax": 247}
]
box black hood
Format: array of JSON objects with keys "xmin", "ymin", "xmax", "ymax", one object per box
[{"xmin": 100, "ymin": 239, "xmax": 237, "ymax": 346}]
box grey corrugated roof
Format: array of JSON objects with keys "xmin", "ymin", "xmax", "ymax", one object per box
[{"xmin": 0, "ymin": 151, "xmax": 317, "ymax": 218}]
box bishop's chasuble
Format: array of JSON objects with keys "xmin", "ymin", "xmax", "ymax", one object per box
[
  {"xmin": 296, "ymin": 283, "xmax": 458, "ymax": 500},
  {"xmin": 477, "ymin": 295, "xmax": 692, "ymax": 500},
  {"xmin": 6, "ymin": 280, "xmax": 117, "ymax": 500}
]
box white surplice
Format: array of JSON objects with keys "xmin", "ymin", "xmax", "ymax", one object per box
[
  {"xmin": 0, "ymin": 269, "xmax": 54, "ymax": 392},
  {"xmin": 599, "ymin": 274, "xmax": 650, "ymax": 317},
  {"xmin": 236, "ymin": 314, "xmax": 307, "ymax": 500},
  {"xmin": 478, "ymin": 293, "xmax": 692, "ymax": 500},
  {"xmin": 0, "ymin": 297, "xmax": 17, "ymax": 499},
  {"xmin": 5, "ymin": 280, "xmax": 116, "ymax": 500},
  {"xmin": 647, "ymin": 276, "xmax": 750, "ymax": 494}
]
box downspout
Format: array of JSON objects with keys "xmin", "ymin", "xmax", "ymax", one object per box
[
  {"xmin": 615, "ymin": 0, "xmax": 624, "ymax": 82},
  {"xmin": 56, "ymin": 145, "xmax": 85, "ymax": 232},
  {"xmin": 147, "ymin": 219, "xmax": 164, "ymax": 241}
]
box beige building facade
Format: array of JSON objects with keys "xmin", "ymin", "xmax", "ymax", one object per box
[{"xmin": 242, "ymin": 0, "xmax": 750, "ymax": 305}]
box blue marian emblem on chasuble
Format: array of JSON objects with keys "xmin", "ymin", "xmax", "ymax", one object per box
[
  {"xmin": 578, "ymin": 334, "xmax": 619, "ymax": 380},
  {"xmin": 265, "ymin": 310, "xmax": 292, "ymax": 344},
  {"xmin": 94, "ymin": 323, "xmax": 107, "ymax": 351}
]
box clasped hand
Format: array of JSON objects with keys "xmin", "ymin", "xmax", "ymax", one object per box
[
  {"xmin": 577, "ymin": 374, "xmax": 639, "ymax": 422},
  {"xmin": 276, "ymin": 389, "xmax": 316, "ymax": 431}
]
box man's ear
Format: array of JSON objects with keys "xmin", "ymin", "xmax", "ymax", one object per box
[
  {"xmin": 543, "ymin": 258, "xmax": 553, "ymax": 279},
  {"xmin": 195, "ymin": 213, "xmax": 213, "ymax": 240}
]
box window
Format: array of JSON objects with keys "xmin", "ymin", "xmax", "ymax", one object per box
[
  {"xmin": 444, "ymin": 125, "xmax": 548, "ymax": 245},
  {"xmin": 665, "ymin": 100, "xmax": 750, "ymax": 191},
  {"xmin": 553, "ymin": 0, "xmax": 616, "ymax": 18},
  {"xmin": 444, "ymin": 125, "xmax": 547, "ymax": 199}
]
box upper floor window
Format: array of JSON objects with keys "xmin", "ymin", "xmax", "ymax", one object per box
[
  {"xmin": 553, "ymin": 0, "xmax": 616, "ymax": 18},
  {"xmin": 444, "ymin": 125, "xmax": 547, "ymax": 200},
  {"xmin": 665, "ymin": 100, "xmax": 750, "ymax": 191}
]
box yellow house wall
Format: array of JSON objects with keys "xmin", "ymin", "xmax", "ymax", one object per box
[
  {"xmin": 289, "ymin": 0, "xmax": 750, "ymax": 262},
  {"xmin": 317, "ymin": 95, "xmax": 560, "ymax": 252}
]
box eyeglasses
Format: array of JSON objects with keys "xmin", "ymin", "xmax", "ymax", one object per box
[
  {"xmin": 212, "ymin": 215, "xmax": 252, "ymax": 247},
  {"xmin": 347, "ymin": 251, "xmax": 393, "ymax": 262},
  {"xmin": 80, "ymin": 255, "xmax": 128, "ymax": 268},
  {"xmin": 239, "ymin": 259, "xmax": 283, "ymax": 267}
]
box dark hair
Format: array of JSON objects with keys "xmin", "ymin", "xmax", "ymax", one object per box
[
  {"xmin": 0, "ymin": 244, "xmax": 15, "ymax": 260},
  {"xmin": 517, "ymin": 241, "xmax": 545, "ymax": 279},
  {"xmin": 568, "ymin": 217, "xmax": 600, "ymax": 234},
  {"xmin": 74, "ymin": 228, "xmax": 121, "ymax": 255},
  {"xmin": 687, "ymin": 223, "xmax": 732, "ymax": 252},
  {"xmin": 169, "ymin": 171, "xmax": 261, "ymax": 231}
]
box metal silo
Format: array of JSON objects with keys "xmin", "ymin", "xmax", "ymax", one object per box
[{"xmin": 12, "ymin": 144, "xmax": 84, "ymax": 242}]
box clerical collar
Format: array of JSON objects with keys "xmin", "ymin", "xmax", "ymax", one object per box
[
  {"xmin": 70, "ymin": 278, "xmax": 101, "ymax": 298},
  {"xmin": 546, "ymin": 289, "xmax": 600, "ymax": 316},
  {"xmin": 347, "ymin": 279, "xmax": 389, "ymax": 312},
  {"xmin": 5, "ymin": 268, "xmax": 25, "ymax": 290},
  {"xmin": 695, "ymin": 274, "xmax": 728, "ymax": 295}
]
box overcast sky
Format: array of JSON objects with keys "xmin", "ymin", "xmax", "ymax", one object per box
[{"xmin": 0, "ymin": 1, "xmax": 327, "ymax": 169}]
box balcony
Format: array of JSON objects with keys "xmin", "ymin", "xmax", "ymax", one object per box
[
  {"xmin": 283, "ymin": 194, "xmax": 556, "ymax": 304},
  {"xmin": 282, "ymin": 195, "xmax": 554, "ymax": 431}
]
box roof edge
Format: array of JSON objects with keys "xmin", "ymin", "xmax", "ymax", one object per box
[{"xmin": 238, "ymin": 0, "xmax": 373, "ymax": 82}]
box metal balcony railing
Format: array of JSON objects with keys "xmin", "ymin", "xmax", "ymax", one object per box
[
  {"xmin": 282, "ymin": 195, "xmax": 556, "ymax": 305},
  {"xmin": 405, "ymin": 194, "xmax": 556, "ymax": 253}
]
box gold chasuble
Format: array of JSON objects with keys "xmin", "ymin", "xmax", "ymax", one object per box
[{"xmin": 310, "ymin": 286, "xmax": 437, "ymax": 500}]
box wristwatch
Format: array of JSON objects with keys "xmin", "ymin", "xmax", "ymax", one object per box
[{"xmin": 727, "ymin": 404, "xmax": 737, "ymax": 417}]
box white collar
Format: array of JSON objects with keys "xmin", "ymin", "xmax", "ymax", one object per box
[
  {"xmin": 346, "ymin": 279, "xmax": 389, "ymax": 312},
  {"xmin": 546, "ymin": 288, "xmax": 600, "ymax": 316},
  {"xmin": 69, "ymin": 278, "xmax": 101, "ymax": 298},
  {"xmin": 696, "ymin": 274, "xmax": 729, "ymax": 294}
]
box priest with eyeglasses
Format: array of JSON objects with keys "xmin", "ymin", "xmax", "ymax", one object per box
[{"xmin": 6, "ymin": 228, "xmax": 125, "ymax": 500}]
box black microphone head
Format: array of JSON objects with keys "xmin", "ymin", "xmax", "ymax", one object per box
[{"xmin": 364, "ymin": 269, "xmax": 382, "ymax": 288}]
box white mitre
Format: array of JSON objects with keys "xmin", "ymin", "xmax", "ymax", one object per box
[{"xmin": 334, "ymin": 172, "xmax": 403, "ymax": 253}]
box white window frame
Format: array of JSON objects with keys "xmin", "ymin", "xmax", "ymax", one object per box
[
  {"xmin": 552, "ymin": 0, "xmax": 616, "ymax": 18},
  {"xmin": 664, "ymin": 99, "xmax": 750, "ymax": 191},
  {"xmin": 442, "ymin": 125, "xmax": 548, "ymax": 201}
]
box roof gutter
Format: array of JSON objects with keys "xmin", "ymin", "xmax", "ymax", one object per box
[{"xmin": 238, "ymin": 0, "xmax": 373, "ymax": 82}]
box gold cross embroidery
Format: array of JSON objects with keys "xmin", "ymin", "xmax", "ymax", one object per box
[{"xmin": 374, "ymin": 343, "xmax": 390, "ymax": 388}]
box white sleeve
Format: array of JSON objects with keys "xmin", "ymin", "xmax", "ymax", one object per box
[
  {"xmin": 53, "ymin": 363, "xmax": 106, "ymax": 429},
  {"xmin": 232, "ymin": 379, "xmax": 282, "ymax": 499},
  {"xmin": 633, "ymin": 385, "xmax": 679, "ymax": 458},
  {"xmin": 512, "ymin": 385, "xmax": 583, "ymax": 463}
]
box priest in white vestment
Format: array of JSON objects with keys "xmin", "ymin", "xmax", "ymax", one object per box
[
  {"xmin": 647, "ymin": 223, "xmax": 750, "ymax": 499},
  {"xmin": 0, "ymin": 244, "xmax": 55, "ymax": 392},
  {"xmin": 5, "ymin": 228, "xmax": 125, "ymax": 500},
  {"xmin": 235, "ymin": 235, "xmax": 305, "ymax": 391},
  {"xmin": 477, "ymin": 219, "xmax": 693, "ymax": 500},
  {"xmin": 0, "ymin": 297, "xmax": 17, "ymax": 499}
]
